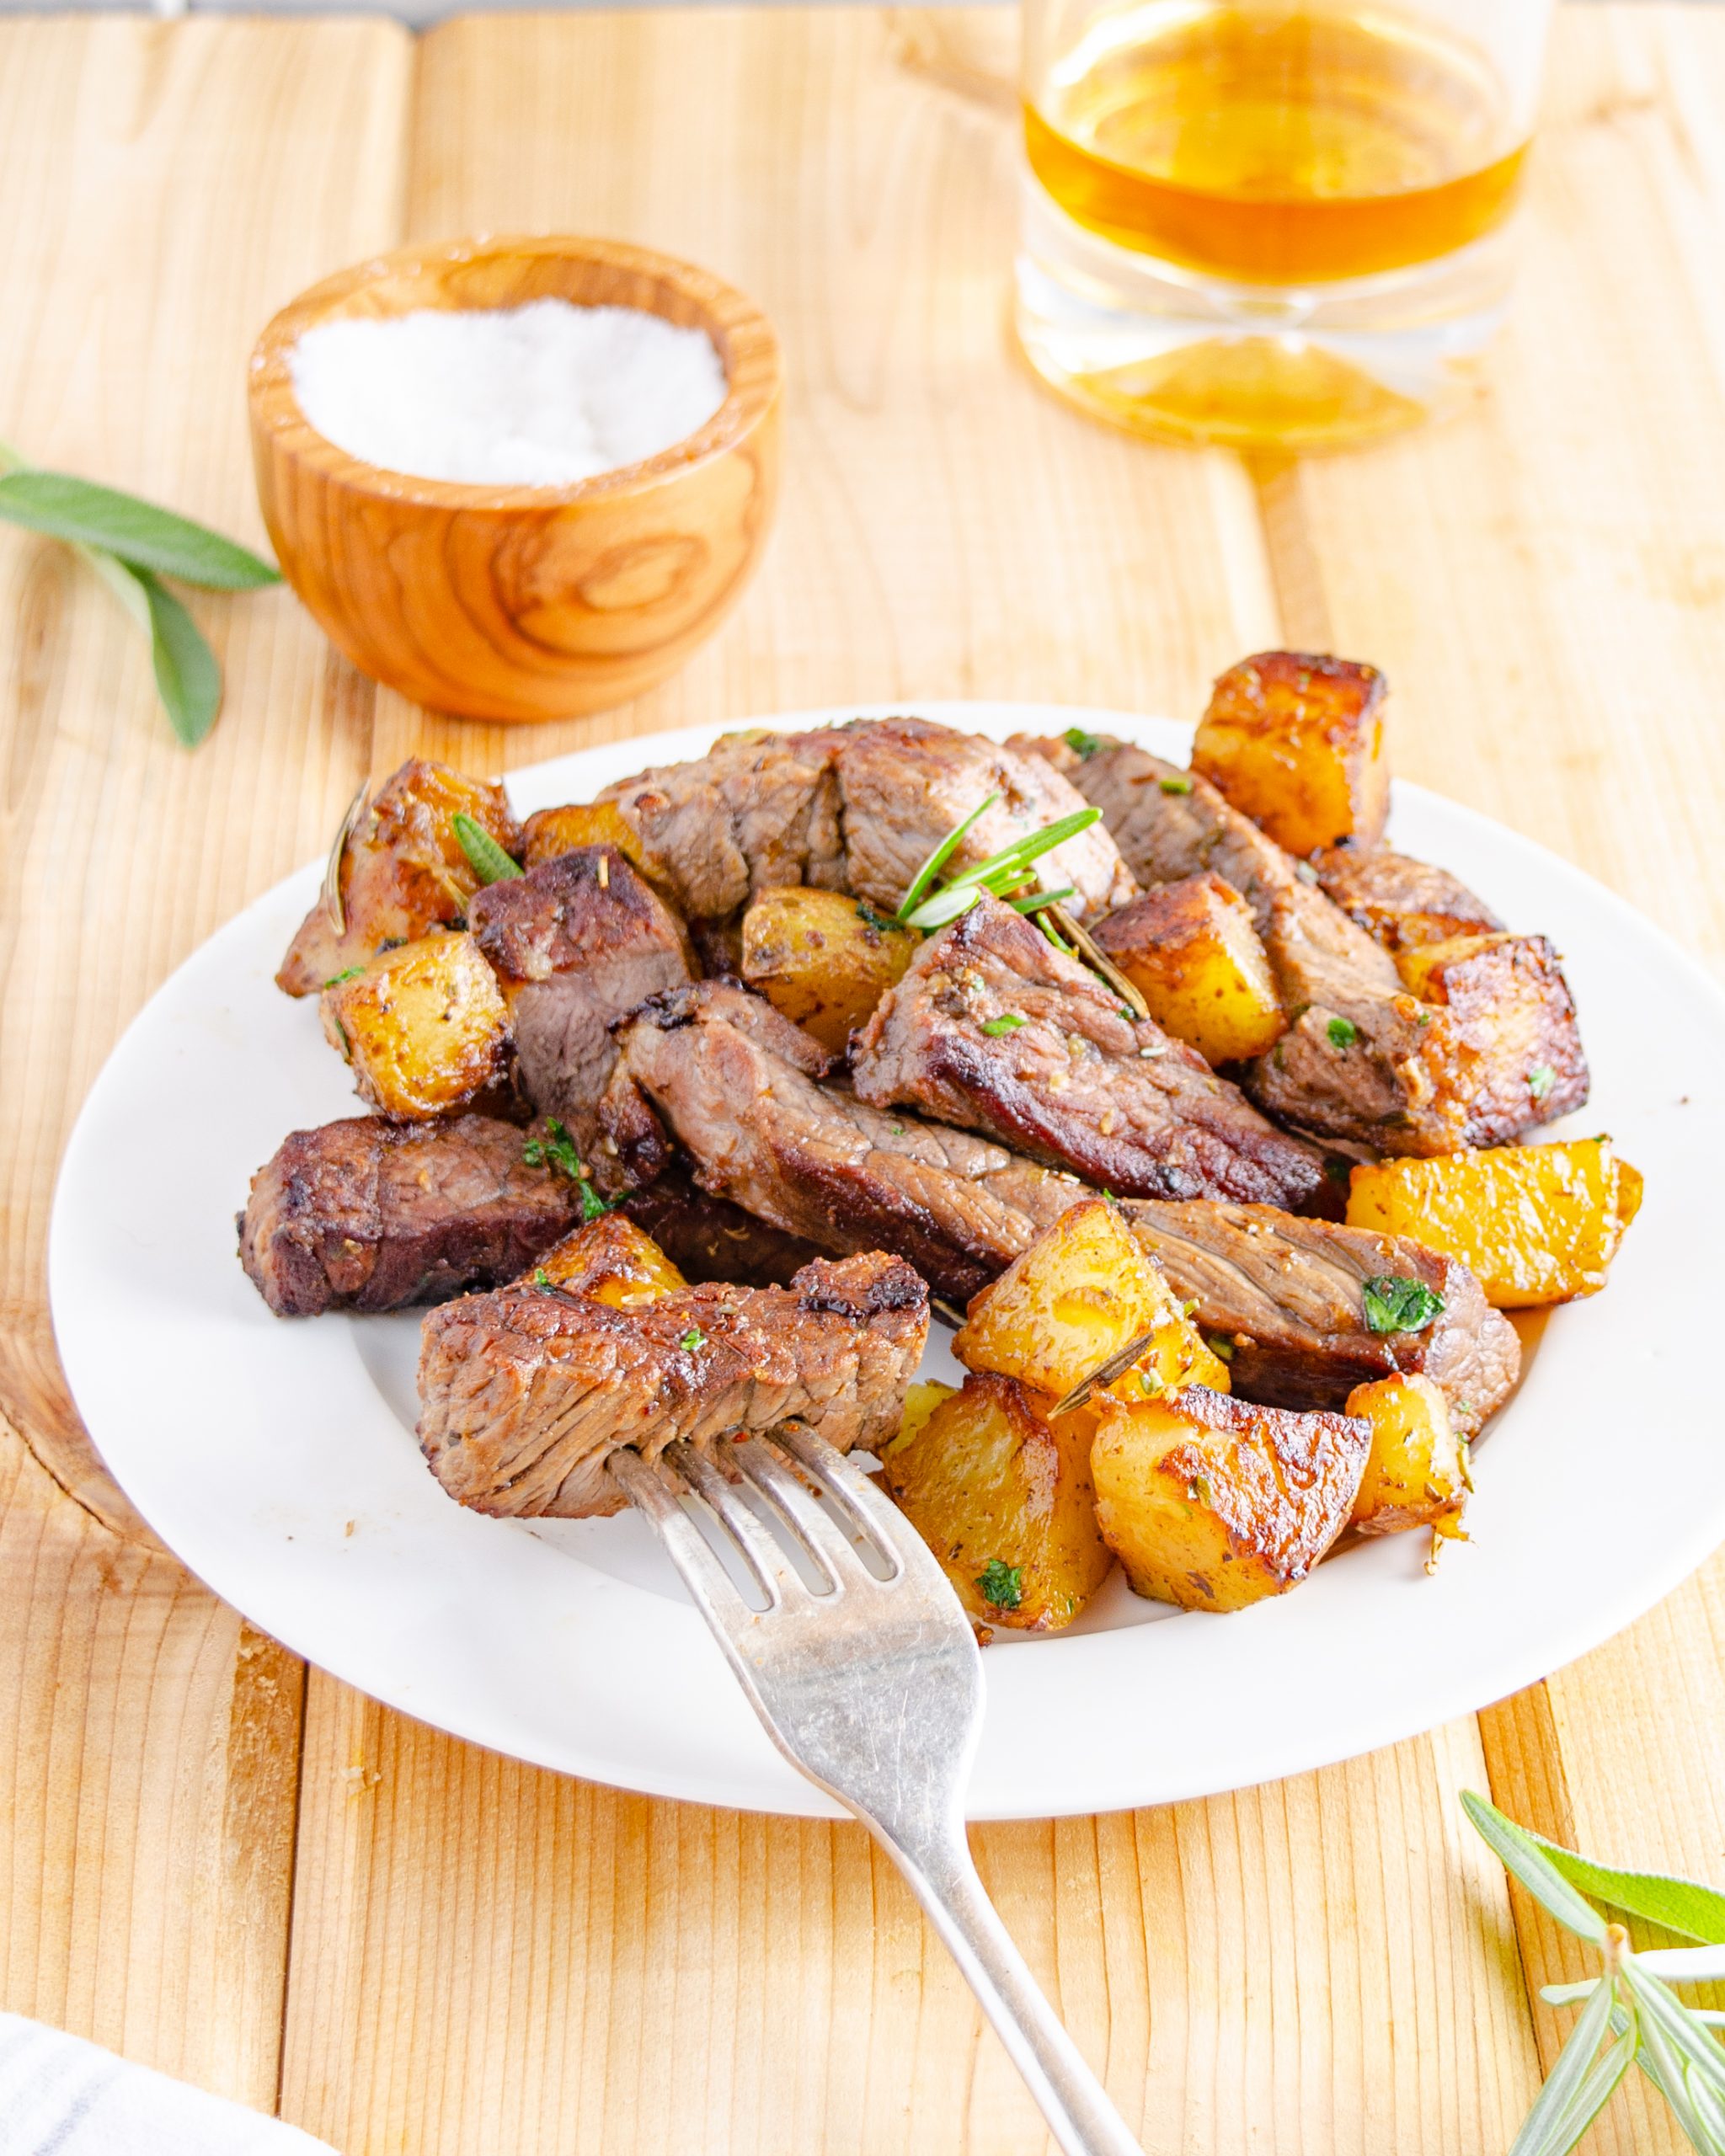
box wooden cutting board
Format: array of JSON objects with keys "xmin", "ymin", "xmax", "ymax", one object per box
[{"xmin": 1, "ymin": 8, "xmax": 1721, "ymax": 2150}]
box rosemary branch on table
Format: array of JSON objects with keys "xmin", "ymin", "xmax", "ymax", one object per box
[{"xmin": 1464, "ymin": 1792, "xmax": 1725, "ymax": 2153}]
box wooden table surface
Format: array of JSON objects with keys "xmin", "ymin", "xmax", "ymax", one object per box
[{"xmin": 3, "ymin": 6, "xmax": 1723, "ymax": 2150}]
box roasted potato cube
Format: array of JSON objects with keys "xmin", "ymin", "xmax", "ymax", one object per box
[
  {"xmin": 1092, "ymin": 873, "xmax": 1285, "ymax": 1065},
  {"xmin": 1193, "ymin": 651, "xmax": 1389, "ymax": 857},
  {"xmin": 279, "ymin": 759, "xmax": 521, "ymax": 995},
  {"xmin": 1347, "ymin": 1137, "xmax": 1642, "ymax": 1308},
  {"xmin": 1391, "ymin": 930, "xmax": 1589, "ymax": 1134},
  {"xmin": 1313, "ymin": 846, "xmax": 1503, "ymax": 954},
  {"xmin": 880, "ymin": 1373, "xmax": 1113, "ymax": 1631},
  {"xmin": 526, "ymin": 1212, "xmax": 687, "ymax": 1307},
  {"xmin": 1345, "ymin": 1374, "xmax": 1469, "ymax": 1540},
  {"xmin": 321, "ymin": 931, "xmax": 511, "ymax": 1120},
  {"xmin": 956, "ymin": 1197, "xmax": 1228, "ymax": 1404},
  {"xmin": 887, "ymin": 1380, "xmax": 959, "ymax": 1454},
  {"xmin": 521, "ymin": 802, "xmax": 654, "ymax": 878},
  {"xmin": 1092, "ymin": 1386, "xmax": 1370, "ymax": 1612},
  {"xmin": 740, "ymin": 886, "xmax": 919, "ymax": 1054}
]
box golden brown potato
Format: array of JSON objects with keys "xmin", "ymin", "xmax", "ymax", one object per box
[
  {"xmin": 1344, "ymin": 1374, "xmax": 1469, "ymax": 1540},
  {"xmin": 740, "ymin": 886, "xmax": 919, "ymax": 1054},
  {"xmin": 526, "ymin": 1212, "xmax": 687, "ymax": 1306},
  {"xmin": 1346, "ymin": 1138, "xmax": 1642, "ymax": 1309},
  {"xmin": 1092, "ymin": 873, "xmax": 1285, "ymax": 1065},
  {"xmin": 1391, "ymin": 932, "xmax": 1590, "ymax": 1136},
  {"xmin": 279, "ymin": 760, "xmax": 521, "ymax": 996},
  {"xmin": 1313, "ymin": 846, "xmax": 1503, "ymax": 954},
  {"xmin": 1091, "ymin": 1385, "xmax": 1370, "ymax": 1612},
  {"xmin": 956, "ymin": 1196, "xmax": 1229, "ymax": 1404},
  {"xmin": 880, "ymin": 1373, "xmax": 1114, "ymax": 1631},
  {"xmin": 321, "ymin": 931, "xmax": 511, "ymax": 1120},
  {"xmin": 521, "ymin": 802, "xmax": 654, "ymax": 878},
  {"xmin": 889, "ymin": 1380, "xmax": 958, "ymax": 1454},
  {"xmin": 1192, "ymin": 651, "xmax": 1389, "ymax": 857}
]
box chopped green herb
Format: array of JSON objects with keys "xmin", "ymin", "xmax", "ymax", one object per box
[
  {"xmin": 1327, "ymin": 1016, "xmax": 1359, "ymax": 1049},
  {"xmin": 532, "ymin": 1268, "xmax": 553, "ymax": 1289},
  {"xmin": 523, "ymin": 1118, "xmax": 583, "ymax": 1179},
  {"xmin": 1529, "ymin": 1063, "xmax": 1557, "ymax": 1100},
  {"xmin": 1062, "ymin": 726, "xmax": 1102, "ymax": 760},
  {"xmin": 1324, "ymin": 1154, "xmax": 1353, "ymax": 1186},
  {"xmin": 323, "ymin": 964, "xmax": 366, "ymax": 987},
  {"xmin": 975, "ymin": 1559, "xmax": 1023, "ymax": 1611},
  {"xmin": 898, "ymin": 800, "xmax": 1103, "ymax": 932},
  {"xmin": 1012, "ymin": 885, "xmax": 1073, "ymax": 917},
  {"xmin": 981, "ymin": 1012, "xmax": 1027, "ymax": 1037},
  {"xmin": 1187, "ymin": 1475, "xmax": 1215, "ymax": 1508},
  {"xmin": 680, "ymin": 1327, "xmax": 707, "ymax": 1353},
  {"xmin": 855, "ymin": 900, "xmax": 899, "ymax": 936},
  {"xmin": 578, "ymin": 1182, "xmax": 613, "ymax": 1225},
  {"xmin": 889, "ymin": 1123, "xmax": 906, "ymax": 1135},
  {"xmin": 1205, "ymin": 1333, "xmax": 1235, "ymax": 1364},
  {"xmin": 1361, "ymin": 1275, "xmax": 1446, "ymax": 1335},
  {"xmin": 1158, "ymin": 774, "xmax": 1194, "ymax": 796},
  {"xmin": 452, "ymin": 813, "xmax": 522, "ymax": 885},
  {"xmin": 1180, "ymin": 1299, "xmax": 1199, "ymax": 1316},
  {"xmin": 896, "ymin": 791, "xmax": 1000, "ymax": 923}
]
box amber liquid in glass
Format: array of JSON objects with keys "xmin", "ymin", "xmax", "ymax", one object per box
[{"xmin": 1027, "ymin": 1, "xmax": 1528, "ymax": 288}]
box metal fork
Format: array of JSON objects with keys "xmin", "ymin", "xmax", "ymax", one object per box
[{"xmin": 606, "ymin": 1427, "xmax": 1146, "ymax": 2156}]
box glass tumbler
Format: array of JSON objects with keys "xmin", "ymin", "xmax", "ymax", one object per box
[{"xmin": 1016, "ymin": 0, "xmax": 1554, "ymax": 451}]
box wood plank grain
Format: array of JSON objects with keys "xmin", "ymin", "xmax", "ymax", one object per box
[
  {"xmin": 0, "ymin": 13, "xmax": 411, "ymax": 2099},
  {"xmin": 278, "ymin": 12, "xmax": 1543, "ymax": 2151}
]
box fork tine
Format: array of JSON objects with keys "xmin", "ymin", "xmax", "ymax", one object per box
[
  {"xmin": 728, "ymin": 1435, "xmax": 883, "ymax": 1590},
  {"xmin": 606, "ymin": 1446, "xmax": 779, "ymax": 1615},
  {"xmin": 663, "ymin": 1440, "xmax": 823, "ymax": 1604},
  {"xmin": 772, "ymin": 1425, "xmax": 910, "ymax": 1579}
]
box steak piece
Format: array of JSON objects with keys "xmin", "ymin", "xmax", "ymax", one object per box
[
  {"xmin": 610, "ymin": 982, "xmax": 1081, "ymax": 1303},
  {"xmin": 469, "ymin": 845, "xmax": 692, "ymax": 1151},
  {"xmin": 1019, "ymin": 732, "xmax": 1586, "ymax": 1155},
  {"xmin": 418, "ymin": 1251, "xmax": 928, "ymax": 1518},
  {"xmin": 1122, "ymin": 1201, "xmax": 1519, "ymax": 1438},
  {"xmin": 851, "ymin": 894, "xmax": 1327, "ymax": 1209},
  {"xmin": 238, "ymin": 1113, "xmax": 580, "ymax": 1317},
  {"xmin": 1312, "ymin": 846, "xmax": 1503, "ymax": 953},
  {"xmin": 611, "ymin": 982, "xmax": 1516, "ymax": 1429},
  {"xmin": 595, "ymin": 717, "xmax": 1136, "ymax": 930},
  {"xmin": 621, "ymin": 1162, "xmax": 826, "ymax": 1288}
]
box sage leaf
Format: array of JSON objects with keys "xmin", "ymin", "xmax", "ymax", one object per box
[
  {"xmin": 0, "ymin": 468, "xmax": 280, "ymax": 590},
  {"xmin": 129, "ymin": 566, "xmax": 221, "ymax": 749},
  {"xmin": 1461, "ymin": 1792, "xmax": 1608, "ymax": 1942},
  {"xmin": 1507, "ymin": 1826, "xmax": 1725, "ymax": 1946}
]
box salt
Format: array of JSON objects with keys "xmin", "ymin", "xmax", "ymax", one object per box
[{"xmin": 289, "ymin": 298, "xmax": 729, "ymax": 488}]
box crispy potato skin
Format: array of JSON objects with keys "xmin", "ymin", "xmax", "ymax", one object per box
[
  {"xmin": 740, "ymin": 886, "xmax": 918, "ymax": 1054},
  {"xmin": 1092, "ymin": 1385, "xmax": 1370, "ymax": 1612},
  {"xmin": 526, "ymin": 1213, "xmax": 688, "ymax": 1306},
  {"xmin": 521, "ymin": 802, "xmax": 655, "ymax": 878},
  {"xmin": 955, "ymin": 1196, "xmax": 1230, "ymax": 1401},
  {"xmin": 1344, "ymin": 1374, "xmax": 1468, "ymax": 1539},
  {"xmin": 279, "ymin": 760, "xmax": 521, "ymax": 996},
  {"xmin": 1347, "ymin": 1139, "xmax": 1642, "ymax": 1309},
  {"xmin": 321, "ymin": 932, "xmax": 512, "ymax": 1121},
  {"xmin": 1092, "ymin": 873, "xmax": 1285, "ymax": 1065},
  {"xmin": 880, "ymin": 1372, "xmax": 1114, "ymax": 1631},
  {"xmin": 1193, "ymin": 652, "xmax": 1389, "ymax": 857},
  {"xmin": 1387, "ymin": 932, "xmax": 1590, "ymax": 1136}
]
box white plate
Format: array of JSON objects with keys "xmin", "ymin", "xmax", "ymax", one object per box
[{"xmin": 48, "ymin": 703, "xmax": 1725, "ymax": 1819}]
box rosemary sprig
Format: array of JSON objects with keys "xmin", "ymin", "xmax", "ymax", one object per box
[
  {"xmin": 1464, "ymin": 1791, "xmax": 1725, "ymax": 2155},
  {"xmin": 896, "ymin": 798, "xmax": 1103, "ymax": 932},
  {"xmin": 452, "ymin": 814, "xmax": 522, "ymax": 885}
]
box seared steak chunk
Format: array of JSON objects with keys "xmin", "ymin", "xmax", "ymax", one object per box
[
  {"xmin": 611, "ymin": 982, "xmax": 1081, "ymax": 1302},
  {"xmin": 469, "ymin": 845, "xmax": 692, "ymax": 1150},
  {"xmin": 418, "ymin": 1251, "xmax": 927, "ymax": 1518},
  {"xmin": 621, "ymin": 1163, "xmax": 826, "ymax": 1288},
  {"xmin": 238, "ymin": 1114, "xmax": 579, "ymax": 1317},
  {"xmin": 596, "ymin": 717, "xmax": 1136, "ymax": 930},
  {"xmin": 1020, "ymin": 732, "xmax": 1587, "ymax": 1155},
  {"xmin": 1312, "ymin": 846, "xmax": 1503, "ymax": 953},
  {"xmin": 852, "ymin": 895, "xmax": 1327, "ymax": 1209},
  {"xmin": 1121, "ymin": 1201, "xmax": 1519, "ymax": 1438}
]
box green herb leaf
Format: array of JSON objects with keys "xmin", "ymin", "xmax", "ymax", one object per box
[
  {"xmin": 897, "ymin": 791, "xmax": 1000, "ymax": 922},
  {"xmin": 0, "ymin": 468, "xmax": 280, "ymax": 589},
  {"xmin": 453, "ymin": 813, "xmax": 522, "ymax": 884},
  {"xmin": 1063, "ymin": 726, "xmax": 1102, "ymax": 760},
  {"xmin": 523, "ymin": 1119, "xmax": 583, "ymax": 1179},
  {"xmin": 532, "ymin": 1268, "xmax": 553, "ymax": 1289},
  {"xmin": 1508, "ymin": 1828, "xmax": 1725, "ymax": 1949},
  {"xmin": 900, "ymin": 804, "xmax": 1103, "ymax": 931},
  {"xmin": 903, "ymin": 881, "xmax": 986, "ymax": 933},
  {"xmin": 1327, "ymin": 1015, "xmax": 1359, "ymax": 1049},
  {"xmin": 1506, "ymin": 1978, "xmax": 1630, "ymax": 2156},
  {"xmin": 680, "ymin": 1327, "xmax": 706, "ymax": 1353},
  {"xmin": 975, "ymin": 1559, "xmax": 1023, "ymax": 1611},
  {"xmin": 1530, "ymin": 1064, "xmax": 1557, "ymax": 1101},
  {"xmin": 1159, "ymin": 774, "xmax": 1194, "ymax": 796},
  {"xmin": 1361, "ymin": 1275, "xmax": 1446, "ymax": 1335},
  {"xmin": 1205, "ymin": 1333, "xmax": 1236, "ymax": 1364},
  {"xmin": 579, "ymin": 1182, "xmax": 613, "ymax": 1224},
  {"xmin": 323, "ymin": 966, "xmax": 366, "ymax": 988},
  {"xmin": 1012, "ymin": 886, "xmax": 1074, "ymax": 917},
  {"xmin": 128, "ymin": 566, "xmax": 221, "ymax": 747},
  {"xmin": 855, "ymin": 900, "xmax": 900, "ymax": 936},
  {"xmin": 1461, "ymin": 1793, "xmax": 1609, "ymax": 1944},
  {"xmin": 981, "ymin": 1013, "xmax": 1026, "ymax": 1037}
]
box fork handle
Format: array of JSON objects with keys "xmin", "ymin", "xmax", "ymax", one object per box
[{"xmin": 871, "ymin": 1812, "xmax": 1147, "ymax": 2156}]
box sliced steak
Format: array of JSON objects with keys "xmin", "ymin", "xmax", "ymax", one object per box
[
  {"xmin": 621, "ymin": 1163, "xmax": 826, "ymax": 1288},
  {"xmin": 417, "ymin": 1251, "xmax": 928, "ymax": 1518},
  {"xmin": 1312, "ymin": 846, "xmax": 1503, "ymax": 953},
  {"xmin": 469, "ymin": 845, "xmax": 692, "ymax": 1151},
  {"xmin": 1019, "ymin": 732, "xmax": 1586, "ymax": 1155},
  {"xmin": 1121, "ymin": 1200, "xmax": 1519, "ymax": 1438},
  {"xmin": 238, "ymin": 1113, "xmax": 580, "ymax": 1317},
  {"xmin": 610, "ymin": 981, "xmax": 1082, "ymax": 1302},
  {"xmin": 596, "ymin": 717, "xmax": 1136, "ymax": 930},
  {"xmin": 852, "ymin": 894, "xmax": 1327, "ymax": 1209}
]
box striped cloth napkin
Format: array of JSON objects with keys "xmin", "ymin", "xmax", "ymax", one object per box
[{"xmin": 0, "ymin": 2016, "xmax": 338, "ymax": 2155}]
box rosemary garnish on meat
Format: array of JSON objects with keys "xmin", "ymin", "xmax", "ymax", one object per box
[
  {"xmin": 895, "ymin": 795, "xmax": 1103, "ymax": 932},
  {"xmin": 452, "ymin": 814, "xmax": 522, "ymax": 885},
  {"xmin": 1464, "ymin": 1791, "xmax": 1725, "ymax": 2156},
  {"xmin": 523, "ymin": 1118, "xmax": 614, "ymax": 1221}
]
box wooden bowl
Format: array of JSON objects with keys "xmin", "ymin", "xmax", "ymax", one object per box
[{"xmin": 248, "ymin": 236, "xmax": 782, "ymax": 723}]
